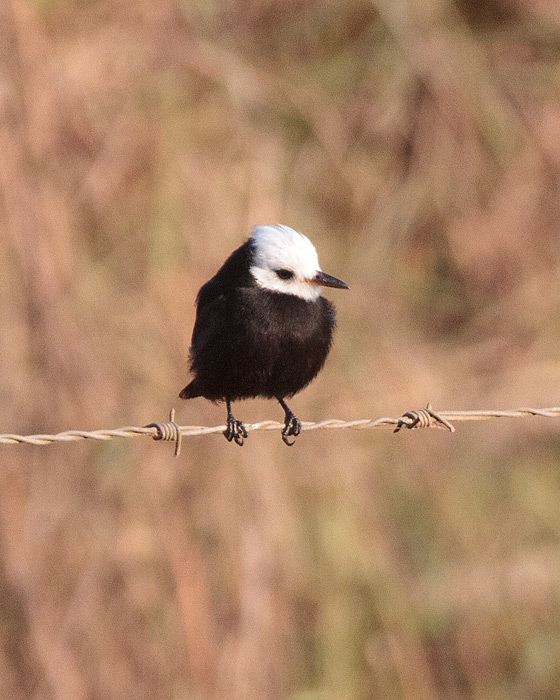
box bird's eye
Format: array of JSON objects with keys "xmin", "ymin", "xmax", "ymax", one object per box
[{"xmin": 275, "ymin": 269, "xmax": 294, "ymax": 280}]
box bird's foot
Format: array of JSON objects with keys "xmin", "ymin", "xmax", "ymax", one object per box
[
  {"xmin": 224, "ymin": 415, "xmax": 248, "ymax": 446},
  {"xmin": 282, "ymin": 413, "xmax": 301, "ymax": 446}
]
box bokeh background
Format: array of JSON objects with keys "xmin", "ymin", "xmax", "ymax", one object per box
[{"xmin": 2, "ymin": 0, "xmax": 560, "ymax": 698}]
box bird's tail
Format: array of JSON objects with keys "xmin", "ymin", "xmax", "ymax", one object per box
[{"xmin": 179, "ymin": 381, "xmax": 199, "ymax": 400}]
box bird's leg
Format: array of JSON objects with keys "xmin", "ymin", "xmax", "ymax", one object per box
[
  {"xmin": 278, "ymin": 398, "xmax": 301, "ymax": 446},
  {"xmin": 224, "ymin": 400, "xmax": 248, "ymax": 446}
]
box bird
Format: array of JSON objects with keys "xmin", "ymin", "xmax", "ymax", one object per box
[{"xmin": 179, "ymin": 224, "xmax": 349, "ymax": 446}]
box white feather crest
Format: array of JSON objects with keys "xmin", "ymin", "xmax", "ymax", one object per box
[{"xmin": 249, "ymin": 224, "xmax": 322, "ymax": 301}]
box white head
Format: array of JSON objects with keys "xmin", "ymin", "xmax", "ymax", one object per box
[{"xmin": 249, "ymin": 224, "xmax": 348, "ymax": 301}]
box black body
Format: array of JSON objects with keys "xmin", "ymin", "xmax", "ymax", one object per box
[{"xmin": 180, "ymin": 240, "xmax": 337, "ymax": 444}]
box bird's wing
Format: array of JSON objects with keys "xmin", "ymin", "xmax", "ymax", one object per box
[
  {"xmin": 190, "ymin": 278, "xmax": 228, "ymax": 350},
  {"xmin": 190, "ymin": 240, "xmax": 255, "ymax": 359}
]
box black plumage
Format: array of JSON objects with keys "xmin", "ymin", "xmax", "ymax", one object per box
[{"xmin": 179, "ymin": 226, "xmax": 348, "ymax": 445}]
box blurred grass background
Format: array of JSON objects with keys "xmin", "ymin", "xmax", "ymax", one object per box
[{"xmin": 2, "ymin": 0, "xmax": 560, "ymax": 698}]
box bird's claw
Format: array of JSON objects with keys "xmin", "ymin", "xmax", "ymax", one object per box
[
  {"xmin": 282, "ymin": 414, "xmax": 301, "ymax": 446},
  {"xmin": 224, "ymin": 417, "xmax": 248, "ymax": 446}
]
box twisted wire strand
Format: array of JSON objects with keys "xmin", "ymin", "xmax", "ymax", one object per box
[{"xmin": 1, "ymin": 405, "xmax": 560, "ymax": 448}]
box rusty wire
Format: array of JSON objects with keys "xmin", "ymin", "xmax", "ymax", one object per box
[{"xmin": 1, "ymin": 405, "xmax": 560, "ymax": 455}]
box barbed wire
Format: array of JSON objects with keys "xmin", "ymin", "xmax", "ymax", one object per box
[{"xmin": 1, "ymin": 405, "xmax": 560, "ymax": 456}]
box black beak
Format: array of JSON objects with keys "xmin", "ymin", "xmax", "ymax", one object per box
[{"xmin": 310, "ymin": 271, "xmax": 350, "ymax": 290}]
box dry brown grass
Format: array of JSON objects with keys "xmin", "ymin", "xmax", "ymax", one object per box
[{"xmin": 2, "ymin": 0, "xmax": 560, "ymax": 697}]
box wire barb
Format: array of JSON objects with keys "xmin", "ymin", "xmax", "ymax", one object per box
[
  {"xmin": 394, "ymin": 403, "xmax": 456, "ymax": 433},
  {"xmin": 145, "ymin": 409, "xmax": 182, "ymax": 457}
]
